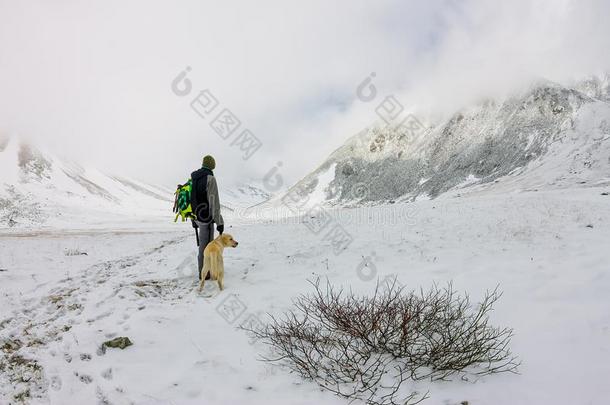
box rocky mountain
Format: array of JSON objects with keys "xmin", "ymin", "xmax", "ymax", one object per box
[
  {"xmin": 278, "ymin": 75, "xmax": 610, "ymax": 208},
  {"xmin": 0, "ymin": 137, "xmax": 173, "ymax": 228}
]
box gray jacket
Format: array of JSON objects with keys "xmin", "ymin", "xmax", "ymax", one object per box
[{"xmin": 205, "ymin": 175, "xmax": 224, "ymax": 226}]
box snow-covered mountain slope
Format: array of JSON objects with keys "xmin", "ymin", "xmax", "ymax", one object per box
[
  {"xmin": 275, "ymin": 76, "xmax": 610, "ymax": 209},
  {"xmin": 221, "ymin": 181, "xmax": 271, "ymax": 210},
  {"xmin": 0, "ymin": 137, "xmax": 173, "ymax": 228}
]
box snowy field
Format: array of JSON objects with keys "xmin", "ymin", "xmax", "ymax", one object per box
[{"xmin": 1, "ymin": 186, "xmax": 610, "ymax": 405}]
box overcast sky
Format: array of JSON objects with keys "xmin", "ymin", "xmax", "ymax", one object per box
[{"xmin": 1, "ymin": 0, "xmax": 609, "ymax": 189}]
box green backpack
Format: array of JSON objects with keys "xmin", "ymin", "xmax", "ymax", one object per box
[{"xmin": 173, "ymin": 180, "xmax": 195, "ymax": 222}]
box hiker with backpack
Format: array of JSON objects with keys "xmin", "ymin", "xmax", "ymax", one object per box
[{"xmin": 173, "ymin": 155, "xmax": 224, "ymax": 280}]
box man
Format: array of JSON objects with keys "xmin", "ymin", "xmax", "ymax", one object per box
[{"xmin": 191, "ymin": 155, "xmax": 224, "ymax": 280}]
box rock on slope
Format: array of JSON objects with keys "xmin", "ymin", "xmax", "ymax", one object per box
[{"xmin": 280, "ymin": 75, "xmax": 610, "ymax": 208}]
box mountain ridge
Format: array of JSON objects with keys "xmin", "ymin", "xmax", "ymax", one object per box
[
  {"xmin": 0, "ymin": 137, "xmax": 173, "ymax": 227},
  {"xmin": 0, "ymin": 136, "xmax": 273, "ymax": 227},
  {"xmin": 269, "ymin": 75, "xmax": 610, "ymax": 209}
]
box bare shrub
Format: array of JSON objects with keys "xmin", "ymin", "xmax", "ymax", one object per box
[{"xmin": 248, "ymin": 278, "xmax": 519, "ymax": 405}]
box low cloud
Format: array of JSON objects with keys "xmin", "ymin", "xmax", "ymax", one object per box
[{"xmin": 1, "ymin": 0, "xmax": 608, "ymax": 188}]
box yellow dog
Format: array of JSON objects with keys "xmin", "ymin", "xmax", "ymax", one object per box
[{"xmin": 199, "ymin": 233, "xmax": 239, "ymax": 292}]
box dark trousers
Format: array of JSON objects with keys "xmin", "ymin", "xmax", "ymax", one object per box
[{"xmin": 196, "ymin": 221, "xmax": 214, "ymax": 280}]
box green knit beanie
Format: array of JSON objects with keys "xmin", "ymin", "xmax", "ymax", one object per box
[{"xmin": 202, "ymin": 155, "xmax": 216, "ymax": 170}]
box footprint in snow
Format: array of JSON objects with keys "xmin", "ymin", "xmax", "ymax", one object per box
[
  {"xmin": 101, "ymin": 368, "xmax": 113, "ymax": 380},
  {"xmin": 198, "ymin": 289, "xmax": 220, "ymax": 299},
  {"xmin": 50, "ymin": 375, "xmax": 62, "ymax": 391},
  {"xmin": 75, "ymin": 372, "xmax": 93, "ymax": 384}
]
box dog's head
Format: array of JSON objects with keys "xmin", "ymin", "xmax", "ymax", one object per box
[{"xmin": 220, "ymin": 233, "xmax": 238, "ymax": 248}]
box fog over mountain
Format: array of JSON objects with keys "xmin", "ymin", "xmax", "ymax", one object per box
[
  {"xmin": 4, "ymin": 73, "xmax": 609, "ymax": 226},
  {"xmin": 0, "ymin": 137, "xmax": 270, "ymax": 227},
  {"xmin": 1, "ymin": 0, "xmax": 610, "ymax": 187},
  {"xmin": 272, "ymin": 74, "xmax": 610, "ymax": 208}
]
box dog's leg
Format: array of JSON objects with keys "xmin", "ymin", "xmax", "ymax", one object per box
[
  {"xmin": 210, "ymin": 255, "xmax": 223, "ymax": 290},
  {"xmin": 216, "ymin": 256, "xmax": 224, "ymax": 291}
]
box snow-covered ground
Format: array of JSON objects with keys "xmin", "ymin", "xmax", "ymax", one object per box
[{"xmin": 1, "ymin": 185, "xmax": 609, "ymax": 404}]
